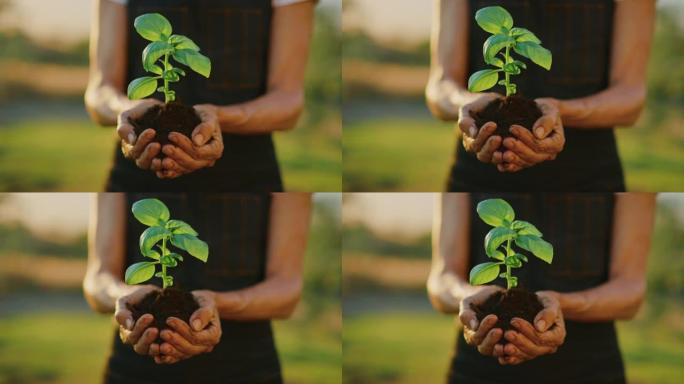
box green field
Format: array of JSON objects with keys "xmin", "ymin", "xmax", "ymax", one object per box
[
  {"xmin": 343, "ymin": 114, "xmax": 684, "ymax": 192},
  {"xmin": 0, "ymin": 118, "xmax": 340, "ymax": 192},
  {"xmin": 343, "ymin": 310, "xmax": 684, "ymax": 384},
  {"xmin": 0, "ymin": 309, "xmax": 341, "ymax": 384}
]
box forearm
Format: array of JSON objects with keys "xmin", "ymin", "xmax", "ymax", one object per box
[
  {"xmin": 556, "ymin": 83, "xmax": 646, "ymax": 129},
  {"xmin": 425, "ymin": 74, "xmax": 482, "ymax": 121},
  {"xmin": 83, "ymin": 270, "xmax": 130, "ymax": 313},
  {"xmin": 84, "ymin": 80, "xmax": 131, "ymax": 126},
  {"xmin": 557, "ymin": 277, "xmax": 645, "ymax": 322},
  {"xmin": 428, "ymin": 268, "xmax": 479, "ymax": 314},
  {"xmin": 214, "ymin": 276, "xmax": 302, "ymax": 320},
  {"xmin": 215, "ymin": 88, "xmax": 304, "ymax": 135}
]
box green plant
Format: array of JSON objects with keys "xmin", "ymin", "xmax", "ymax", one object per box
[
  {"xmin": 124, "ymin": 198, "xmax": 209, "ymax": 289},
  {"xmin": 127, "ymin": 13, "xmax": 211, "ymax": 104},
  {"xmin": 469, "ymin": 198, "xmax": 553, "ymax": 289},
  {"xmin": 467, "ymin": 6, "xmax": 552, "ymax": 96}
]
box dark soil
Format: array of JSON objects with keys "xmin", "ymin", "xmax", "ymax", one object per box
[
  {"xmin": 129, "ymin": 102, "xmax": 201, "ymax": 147},
  {"xmin": 128, "ymin": 287, "xmax": 199, "ymax": 331},
  {"xmin": 475, "ymin": 95, "xmax": 542, "ymax": 138},
  {"xmin": 471, "ymin": 287, "xmax": 543, "ymax": 330}
]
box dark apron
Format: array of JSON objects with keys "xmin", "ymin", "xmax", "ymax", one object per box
[
  {"xmin": 448, "ymin": 0, "xmax": 625, "ymax": 192},
  {"xmin": 448, "ymin": 193, "xmax": 625, "ymax": 384},
  {"xmin": 106, "ymin": 0, "xmax": 283, "ymax": 192},
  {"xmin": 104, "ymin": 193, "xmax": 282, "ymax": 384}
]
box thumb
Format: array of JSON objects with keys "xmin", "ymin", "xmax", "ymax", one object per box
[
  {"xmin": 533, "ymin": 306, "xmax": 557, "ymax": 332},
  {"xmin": 460, "ymin": 309, "xmax": 479, "ymax": 331},
  {"xmin": 114, "ymin": 306, "xmax": 133, "ymax": 330},
  {"xmin": 189, "ymin": 306, "xmax": 213, "ymax": 331},
  {"xmin": 532, "ymin": 113, "xmax": 555, "ymax": 139},
  {"xmin": 191, "ymin": 122, "xmax": 214, "ymax": 146}
]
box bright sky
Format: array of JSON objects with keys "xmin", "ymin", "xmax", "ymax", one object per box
[
  {"xmin": 0, "ymin": 193, "xmax": 91, "ymax": 239},
  {"xmin": 343, "ymin": 193, "xmax": 435, "ymax": 239}
]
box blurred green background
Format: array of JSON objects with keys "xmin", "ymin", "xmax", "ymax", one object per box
[
  {"xmin": 342, "ymin": 193, "xmax": 684, "ymax": 384},
  {"xmin": 0, "ymin": 193, "xmax": 341, "ymax": 384},
  {"xmin": 342, "ymin": 0, "xmax": 684, "ymax": 191},
  {"xmin": 0, "ymin": 0, "xmax": 341, "ymax": 192}
]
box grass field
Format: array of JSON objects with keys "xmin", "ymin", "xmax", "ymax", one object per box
[
  {"xmin": 0, "ymin": 118, "xmax": 341, "ymax": 192},
  {"xmin": 0, "ymin": 308, "xmax": 341, "ymax": 384},
  {"xmin": 343, "ymin": 113, "xmax": 684, "ymax": 192},
  {"xmin": 343, "ymin": 309, "xmax": 684, "ymax": 384}
]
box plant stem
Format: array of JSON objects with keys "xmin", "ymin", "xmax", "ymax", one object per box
[
  {"xmin": 163, "ymin": 53, "xmax": 171, "ymax": 103},
  {"xmin": 161, "ymin": 236, "xmax": 168, "ymax": 289},
  {"xmin": 505, "ymin": 238, "xmax": 513, "ymax": 289},
  {"xmin": 504, "ymin": 45, "xmax": 511, "ymax": 97}
]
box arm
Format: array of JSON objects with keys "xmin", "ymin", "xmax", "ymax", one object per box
[
  {"xmin": 556, "ymin": 193, "xmax": 654, "ymax": 321},
  {"xmin": 206, "ymin": 2, "xmax": 314, "ymax": 134},
  {"xmin": 554, "ymin": 0, "xmax": 655, "ymax": 128}
]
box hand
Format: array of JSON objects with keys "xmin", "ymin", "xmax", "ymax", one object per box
[
  {"xmin": 493, "ymin": 290, "xmax": 566, "ymax": 365},
  {"xmin": 459, "ymin": 285, "xmax": 505, "ymax": 356},
  {"xmin": 157, "ymin": 104, "xmax": 224, "ymax": 179},
  {"xmin": 498, "ymin": 98, "xmax": 565, "ymax": 173},
  {"xmin": 151, "ymin": 290, "xmax": 223, "ymax": 364},
  {"xmin": 117, "ymin": 99, "xmax": 163, "ymax": 170},
  {"xmin": 114, "ymin": 284, "xmax": 160, "ymax": 356},
  {"xmin": 458, "ymin": 93, "xmax": 504, "ymax": 164}
]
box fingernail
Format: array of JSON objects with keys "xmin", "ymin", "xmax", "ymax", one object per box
[
  {"xmin": 128, "ymin": 133, "xmax": 135, "ymax": 144},
  {"xmin": 125, "ymin": 319, "xmax": 133, "ymax": 330},
  {"xmin": 166, "ymin": 318, "xmax": 174, "ymax": 326},
  {"xmin": 194, "ymin": 134, "xmax": 204, "ymax": 145},
  {"xmin": 536, "ymin": 320, "xmax": 546, "ymax": 331},
  {"xmin": 192, "ymin": 319, "xmax": 202, "ymax": 331},
  {"xmin": 535, "ymin": 127, "xmax": 544, "ymax": 138},
  {"xmin": 469, "ymin": 319, "xmax": 477, "ymax": 330}
]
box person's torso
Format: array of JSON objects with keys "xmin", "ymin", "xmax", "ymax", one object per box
[
  {"xmin": 450, "ymin": 0, "xmax": 624, "ymax": 192},
  {"xmin": 105, "ymin": 193, "xmax": 282, "ymax": 384},
  {"xmin": 449, "ymin": 193, "xmax": 625, "ymax": 384},
  {"xmin": 108, "ymin": 0, "xmax": 283, "ymax": 192}
]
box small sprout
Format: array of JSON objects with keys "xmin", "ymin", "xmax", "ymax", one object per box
[
  {"xmin": 467, "ymin": 6, "xmax": 552, "ymax": 96},
  {"xmin": 124, "ymin": 198, "xmax": 209, "ymax": 289},
  {"xmin": 127, "ymin": 13, "xmax": 212, "ymax": 103},
  {"xmin": 469, "ymin": 198, "xmax": 553, "ymax": 289}
]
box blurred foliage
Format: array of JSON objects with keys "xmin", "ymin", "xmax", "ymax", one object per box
[
  {"xmin": 343, "ymin": 224, "xmax": 429, "ymax": 259},
  {"xmin": 0, "ymin": 32, "xmax": 88, "ymax": 66},
  {"xmin": 342, "ymin": 31, "xmax": 429, "ymax": 67},
  {"xmin": 0, "ymin": 223, "xmax": 86, "ymax": 259}
]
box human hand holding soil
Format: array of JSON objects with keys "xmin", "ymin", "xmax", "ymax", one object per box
[
  {"xmin": 458, "ymin": 93, "xmax": 504, "ymax": 164},
  {"xmin": 150, "ymin": 290, "xmax": 222, "ymax": 364},
  {"xmin": 114, "ymin": 284, "xmax": 161, "ymax": 356},
  {"xmin": 118, "ymin": 99, "xmax": 164, "ymax": 170},
  {"xmin": 493, "ymin": 290, "xmax": 566, "ymax": 365},
  {"xmin": 498, "ymin": 98, "xmax": 565, "ymax": 173},
  {"xmin": 156, "ymin": 104, "xmax": 225, "ymax": 179},
  {"xmin": 459, "ymin": 285, "xmax": 506, "ymax": 356}
]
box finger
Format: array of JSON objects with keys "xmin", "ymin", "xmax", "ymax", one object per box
[
  {"xmin": 154, "ymin": 354, "xmax": 180, "ymax": 365},
  {"xmin": 470, "ymin": 122, "xmax": 497, "ymax": 153},
  {"xmin": 135, "ymin": 143, "xmax": 161, "ymax": 170},
  {"xmin": 493, "ymin": 343, "xmax": 505, "ymax": 358},
  {"xmin": 471, "ymin": 314, "xmax": 498, "ymax": 345},
  {"xmin": 161, "ymin": 156, "xmax": 190, "ymax": 175},
  {"xmin": 509, "ymin": 125, "xmax": 540, "ymax": 152},
  {"xmin": 148, "ymin": 343, "xmax": 160, "ymax": 357},
  {"xmin": 114, "ymin": 304, "xmax": 134, "ymax": 331},
  {"xmin": 191, "ymin": 122, "xmax": 214, "ymax": 146},
  {"xmin": 497, "ymin": 162, "xmax": 522, "ymax": 173},
  {"xmin": 123, "ymin": 314, "xmax": 153, "ymax": 345},
  {"xmin": 194, "ymin": 136, "xmax": 224, "ymax": 161},
  {"xmin": 117, "ymin": 122, "xmax": 137, "ymax": 145},
  {"xmin": 503, "ymin": 343, "xmax": 532, "ymax": 363},
  {"xmin": 168, "ymin": 132, "xmax": 196, "ymax": 155},
  {"xmin": 459, "ymin": 309, "xmax": 479, "ymax": 332},
  {"xmin": 505, "ymin": 330, "xmax": 549, "ymax": 357},
  {"xmin": 166, "ymin": 317, "xmax": 195, "ymax": 342},
  {"xmin": 532, "ymin": 112, "xmax": 556, "ymax": 139},
  {"xmin": 130, "ymin": 129, "xmax": 156, "ymax": 159},
  {"xmin": 189, "ymin": 306, "xmax": 213, "ymax": 332},
  {"xmin": 491, "ymin": 151, "xmax": 504, "ymax": 165},
  {"xmin": 476, "ymin": 135, "xmax": 502, "ymax": 163},
  {"xmin": 150, "ymin": 158, "xmax": 162, "ymax": 173},
  {"xmin": 477, "ymin": 328, "xmax": 503, "ymax": 356},
  {"xmin": 163, "ymin": 145, "xmax": 205, "ymax": 170},
  {"xmin": 161, "ymin": 330, "xmax": 205, "ymax": 356},
  {"xmin": 502, "ymin": 150, "xmax": 533, "ymax": 168},
  {"xmin": 458, "ymin": 113, "xmax": 477, "ymax": 138},
  {"xmin": 510, "ymin": 318, "xmax": 540, "ymax": 343},
  {"xmin": 504, "ymin": 139, "xmax": 547, "ymax": 164},
  {"xmin": 133, "ymin": 327, "xmax": 158, "ymax": 355},
  {"xmin": 534, "ymin": 307, "xmax": 558, "ymax": 333}
]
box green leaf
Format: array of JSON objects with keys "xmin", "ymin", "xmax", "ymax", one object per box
[
  {"xmin": 125, "ymin": 261, "xmax": 157, "ymax": 285},
  {"xmin": 164, "ymin": 70, "xmax": 180, "ymax": 82},
  {"xmin": 149, "ymin": 65, "xmax": 163, "ymax": 75},
  {"xmin": 511, "ymin": 220, "xmax": 543, "ymax": 236},
  {"xmin": 146, "ymin": 250, "xmax": 160, "ymax": 260},
  {"xmin": 469, "ymin": 262, "xmax": 501, "ymax": 285},
  {"xmin": 168, "ymin": 253, "xmax": 184, "ymax": 261},
  {"xmin": 475, "ymin": 6, "xmax": 514, "ymax": 34},
  {"xmin": 166, "ymin": 219, "xmax": 198, "ymax": 236},
  {"xmin": 503, "ymin": 62, "xmax": 522, "ymax": 75},
  {"xmin": 504, "ymin": 255, "xmax": 522, "ymax": 268},
  {"xmin": 512, "ymin": 60, "xmax": 527, "ymax": 69},
  {"xmin": 143, "ymin": 41, "xmax": 173, "ymax": 72},
  {"xmin": 483, "ymin": 34, "xmax": 514, "ymax": 64},
  {"xmin": 169, "ymin": 34, "xmax": 200, "ymax": 51},
  {"xmin": 132, "ymin": 198, "xmax": 170, "ymax": 226},
  {"xmin": 515, "ymin": 235, "xmax": 553, "ymax": 264},
  {"xmin": 467, "ymin": 69, "xmax": 500, "ymax": 93},
  {"xmin": 490, "ymin": 250, "xmax": 505, "ymax": 261},
  {"xmin": 510, "ymin": 27, "xmax": 541, "ymax": 44},
  {"xmin": 514, "ymin": 41, "xmax": 552, "ymax": 70},
  {"xmin": 477, "ymin": 199, "xmax": 515, "ymax": 227},
  {"xmin": 513, "ymin": 253, "xmax": 528, "ymax": 263},
  {"xmin": 173, "ymin": 49, "xmax": 211, "ymax": 78},
  {"xmin": 171, "ymin": 67, "xmax": 186, "ymax": 77},
  {"xmin": 509, "ymin": 276, "xmax": 518, "ymax": 288},
  {"xmin": 139, "ymin": 226, "xmax": 170, "ymax": 257},
  {"xmin": 489, "ymin": 57, "xmax": 504, "ymax": 68},
  {"xmin": 160, "ymin": 254, "xmax": 178, "ymax": 267},
  {"xmin": 134, "ymin": 13, "xmax": 172, "ymax": 41},
  {"xmin": 127, "ymin": 77, "xmax": 158, "ymax": 100},
  {"xmin": 485, "ymin": 227, "xmax": 517, "ymax": 257},
  {"xmin": 170, "ymin": 234, "xmax": 209, "ymax": 262}
]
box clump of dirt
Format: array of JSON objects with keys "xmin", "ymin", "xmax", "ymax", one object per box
[
  {"xmin": 128, "ymin": 287, "xmax": 199, "ymax": 332},
  {"xmin": 475, "ymin": 95, "xmax": 542, "ymax": 138},
  {"xmin": 129, "ymin": 102, "xmax": 201, "ymax": 148},
  {"xmin": 471, "ymin": 287, "xmax": 543, "ymax": 330}
]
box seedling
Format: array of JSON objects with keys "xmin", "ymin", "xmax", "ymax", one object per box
[
  {"xmin": 467, "ymin": 6, "xmax": 552, "ymax": 96},
  {"xmin": 127, "ymin": 13, "xmax": 212, "ymax": 104},
  {"xmin": 125, "ymin": 198, "xmax": 209, "ymax": 289},
  {"xmin": 469, "ymin": 199, "xmax": 553, "ymax": 289}
]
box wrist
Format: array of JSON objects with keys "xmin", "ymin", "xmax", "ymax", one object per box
[{"xmin": 215, "ymin": 290, "xmax": 248, "ymax": 318}]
